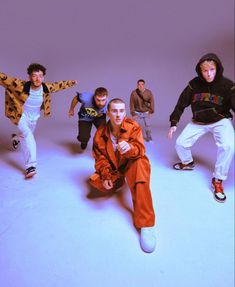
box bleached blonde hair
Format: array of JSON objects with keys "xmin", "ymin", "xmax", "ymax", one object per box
[{"xmin": 200, "ymin": 60, "xmax": 216, "ymax": 70}]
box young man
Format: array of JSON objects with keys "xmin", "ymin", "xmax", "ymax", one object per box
[
  {"xmin": 89, "ymin": 98, "xmax": 156, "ymax": 253},
  {"xmin": 68, "ymin": 87, "xmax": 108, "ymax": 150},
  {"xmin": 168, "ymin": 53, "xmax": 235, "ymax": 203},
  {"xmin": 130, "ymin": 79, "xmax": 155, "ymax": 141},
  {"xmin": 0, "ymin": 63, "xmax": 77, "ymax": 179}
]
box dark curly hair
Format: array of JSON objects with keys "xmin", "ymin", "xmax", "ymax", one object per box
[{"xmin": 27, "ymin": 63, "xmax": 46, "ymax": 75}]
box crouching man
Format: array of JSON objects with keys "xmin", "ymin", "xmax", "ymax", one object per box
[{"xmin": 89, "ymin": 98, "xmax": 156, "ymax": 253}]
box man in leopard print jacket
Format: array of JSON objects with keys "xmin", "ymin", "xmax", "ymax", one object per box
[{"xmin": 0, "ymin": 63, "xmax": 77, "ymax": 179}]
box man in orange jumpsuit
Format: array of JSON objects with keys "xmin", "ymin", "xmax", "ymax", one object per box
[{"xmin": 89, "ymin": 98, "xmax": 156, "ymax": 253}]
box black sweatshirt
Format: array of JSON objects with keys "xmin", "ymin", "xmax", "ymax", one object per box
[{"xmin": 170, "ymin": 53, "xmax": 235, "ymax": 127}]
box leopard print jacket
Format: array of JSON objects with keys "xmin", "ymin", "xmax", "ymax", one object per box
[{"xmin": 0, "ymin": 72, "xmax": 76, "ymax": 125}]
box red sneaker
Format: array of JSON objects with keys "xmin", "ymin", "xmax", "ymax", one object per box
[{"xmin": 211, "ymin": 178, "xmax": 226, "ymax": 203}]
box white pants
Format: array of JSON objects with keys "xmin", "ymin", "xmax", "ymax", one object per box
[
  {"xmin": 17, "ymin": 114, "xmax": 38, "ymax": 169},
  {"xmin": 175, "ymin": 118, "xmax": 234, "ymax": 180}
]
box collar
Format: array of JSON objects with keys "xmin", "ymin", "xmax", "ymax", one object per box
[
  {"xmin": 23, "ymin": 81, "xmax": 49, "ymax": 94},
  {"xmin": 101, "ymin": 118, "xmax": 128, "ymax": 141}
]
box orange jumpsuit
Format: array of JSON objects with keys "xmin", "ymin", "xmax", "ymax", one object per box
[{"xmin": 89, "ymin": 117, "xmax": 155, "ymax": 228}]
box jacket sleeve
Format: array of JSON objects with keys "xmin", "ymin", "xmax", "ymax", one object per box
[
  {"xmin": 149, "ymin": 91, "xmax": 155, "ymax": 114},
  {"xmin": 123, "ymin": 124, "xmax": 146, "ymax": 159},
  {"xmin": 45, "ymin": 80, "xmax": 76, "ymax": 93},
  {"xmin": 169, "ymin": 84, "xmax": 193, "ymax": 126},
  {"xmin": 92, "ymin": 136, "xmax": 113, "ymax": 181},
  {"xmin": 130, "ymin": 91, "xmax": 136, "ymax": 116},
  {"xmin": 0, "ymin": 72, "xmax": 24, "ymax": 89},
  {"xmin": 230, "ymin": 84, "xmax": 235, "ymax": 112}
]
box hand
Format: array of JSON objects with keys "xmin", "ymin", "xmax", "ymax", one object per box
[
  {"xmin": 68, "ymin": 109, "xmax": 74, "ymax": 117},
  {"xmin": 167, "ymin": 126, "xmax": 177, "ymax": 139},
  {"xmin": 117, "ymin": 141, "xmax": 131, "ymax": 154},
  {"xmin": 102, "ymin": 179, "xmax": 113, "ymax": 190}
]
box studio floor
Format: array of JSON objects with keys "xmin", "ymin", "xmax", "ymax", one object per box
[{"xmin": 0, "ymin": 119, "xmax": 234, "ymax": 287}]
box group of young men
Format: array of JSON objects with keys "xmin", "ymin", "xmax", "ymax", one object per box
[{"xmin": 0, "ymin": 52, "xmax": 234, "ymax": 253}]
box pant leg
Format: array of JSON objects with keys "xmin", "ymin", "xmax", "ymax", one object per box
[
  {"xmin": 135, "ymin": 113, "xmax": 147, "ymax": 139},
  {"xmin": 77, "ymin": 120, "xmax": 93, "ymax": 144},
  {"xmin": 175, "ymin": 122, "xmax": 208, "ymax": 164},
  {"xmin": 143, "ymin": 113, "xmax": 152, "ymax": 140},
  {"xmin": 93, "ymin": 115, "xmax": 106, "ymax": 129},
  {"xmin": 211, "ymin": 119, "xmax": 234, "ymax": 180},
  {"xmin": 124, "ymin": 156, "xmax": 155, "ymax": 228},
  {"xmin": 17, "ymin": 114, "xmax": 37, "ymax": 169}
]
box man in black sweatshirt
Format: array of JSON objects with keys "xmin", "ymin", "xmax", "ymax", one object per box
[{"xmin": 168, "ymin": 53, "xmax": 235, "ymax": 203}]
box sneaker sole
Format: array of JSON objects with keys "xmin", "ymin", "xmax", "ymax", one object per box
[
  {"xmin": 173, "ymin": 163, "xmax": 194, "ymax": 170},
  {"xmin": 25, "ymin": 171, "xmax": 36, "ymax": 179}
]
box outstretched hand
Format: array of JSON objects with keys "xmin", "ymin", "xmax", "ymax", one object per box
[{"xmin": 167, "ymin": 126, "xmax": 177, "ymax": 139}]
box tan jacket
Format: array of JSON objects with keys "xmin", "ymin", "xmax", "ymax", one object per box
[
  {"xmin": 92, "ymin": 117, "xmax": 149, "ymax": 181},
  {"xmin": 130, "ymin": 88, "xmax": 154, "ymax": 116},
  {"xmin": 0, "ymin": 72, "xmax": 76, "ymax": 125}
]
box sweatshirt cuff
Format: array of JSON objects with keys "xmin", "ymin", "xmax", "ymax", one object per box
[{"xmin": 170, "ymin": 121, "xmax": 178, "ymax": 127}]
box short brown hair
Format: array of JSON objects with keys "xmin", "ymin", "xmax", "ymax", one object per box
[
  {"xmin": 107, "ymin": 98, "xmax": 125, "ymax": 110},
  {"xmin": 94, "ymin": 87, "xmax": 108, "ymax": 97},
  {"xmin": 27, "ymin": 63, "xmax": 46, "ymax": 75},
  {"xmin": 137, "ymin": 79, "xmax": 145, "ymax": 84}
]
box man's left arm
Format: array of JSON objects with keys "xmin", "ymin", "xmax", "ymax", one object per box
[
  {"xmin": 149, "ymin": 90, "xmax": 154, "ymax": 114},
  {"xmin": 46, "ymin": 80, "xmax": 77, "ymax": 93}
]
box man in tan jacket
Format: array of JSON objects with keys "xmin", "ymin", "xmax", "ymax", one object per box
[
  {"xmin": 89, "ymin": 98, "xmax": 156, "ymax": 253},
  {"xmin": 130, "ymin": 79, "xmax": 155, "ymax": 142},
  {"xmin": 0, "ymin": 63, "xmax": 77, "ymax": 178}
]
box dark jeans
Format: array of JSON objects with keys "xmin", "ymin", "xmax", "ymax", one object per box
[{"xmin": 77, "ymin": 116, "xmax": 106, "ymax": 144}]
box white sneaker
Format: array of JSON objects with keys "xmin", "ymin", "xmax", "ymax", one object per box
[{"xmin": 140, "ymin": 227, "xmax": 156, "ymax": 253}]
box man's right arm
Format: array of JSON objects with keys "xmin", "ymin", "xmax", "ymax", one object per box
[
  {"xmin": 167, "ymin": 84, "xmax": 193, "ymax": 139},
  {"xmin": 68, "ymin": 95, "xmax": 79, "ymax": 117},
  {"xmin": 169, "ymin": 84, "xmax": 193, "ymax": 126},
  {"xmin": 0, "ymin": 72, "xmax": 23, "ymax": 88},
  {"xmin": 130, "ymin": 91, "xmax": 136, "ymax": 117}
]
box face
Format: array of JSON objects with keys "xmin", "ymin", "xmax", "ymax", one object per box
[
  {"xmin": 137, "ymin": 81, "xmax": 145, "ymax": 92},
  {"xmin": 29, "ymin": 71, "xmax": 44, "ymax": 88},
  {"xmin": 200, "ymin": 65, "xmax": 217, "ymax": 83},
  {"xmin": 94, "ymin": 95, "xmax": 108, "ymax": 109},
  {"xmin": 107, "ymin": 102, "xmax": 126, "ymax": 127}
]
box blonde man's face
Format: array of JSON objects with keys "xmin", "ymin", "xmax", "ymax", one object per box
[{"xmin": 200, "ymin": 62, "xmax": 217, "ymax": 83}]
